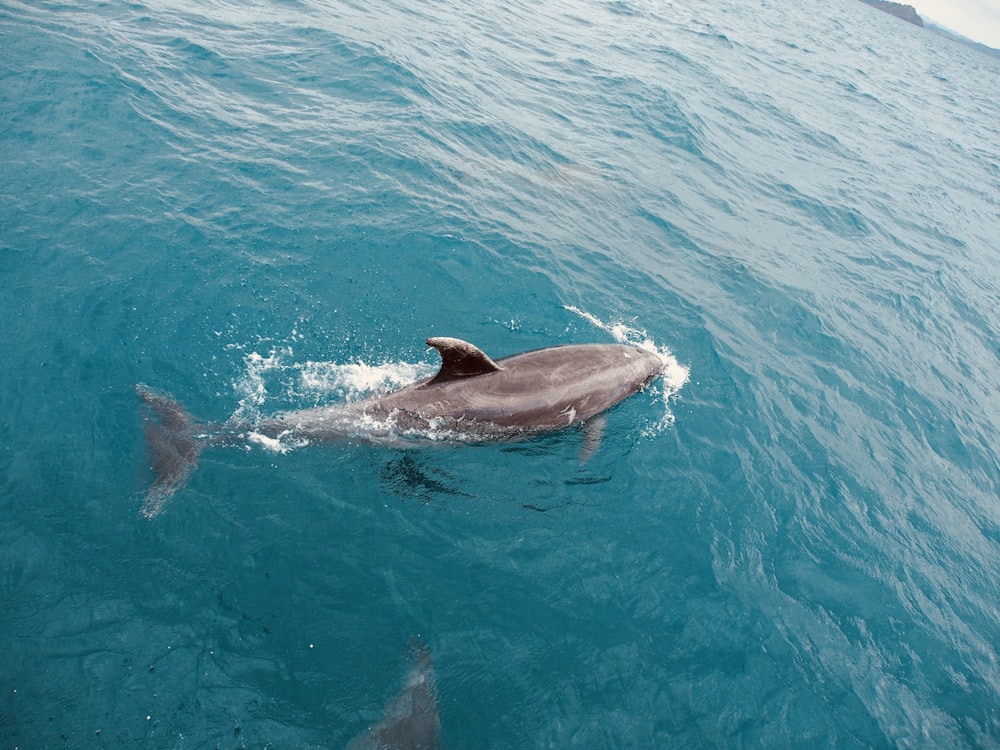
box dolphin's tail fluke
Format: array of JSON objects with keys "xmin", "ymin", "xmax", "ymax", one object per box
[{"xmin": 136, "ymin": 384, "xmax": 207, "ymax": 518}]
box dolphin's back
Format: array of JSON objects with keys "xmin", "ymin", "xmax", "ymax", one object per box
[{"xmin": 369, "ymin": 343, "xmax": 663, "ymax": 433}]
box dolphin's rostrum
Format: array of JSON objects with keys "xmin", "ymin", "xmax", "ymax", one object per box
[{"xmin": 137, "ymin": 336, "xmax": 664, "ymax": 516}]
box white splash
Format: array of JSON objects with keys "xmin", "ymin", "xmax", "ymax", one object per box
[
  {"xmin": 230, "ymin": 347, "xmax": 295, "ymax": 423},
  {"xmin": 299, "ymin": 360, "xmax": 436, "ymax": 401},
  {"xmin": 565, "ymin": 305, "xmax": 690, "ymax": 432},
  {"xmin": 247, "ymin": 430, "xmax": 309, "ymax": 454},
  {"xmin": 228, "ymin": 344, "xmax": 437, "ymax": 451}
]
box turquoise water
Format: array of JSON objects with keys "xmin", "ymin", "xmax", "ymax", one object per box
[{"xmin": 3, "ymin": 0, "xmax": 1000, "ymax": 746}]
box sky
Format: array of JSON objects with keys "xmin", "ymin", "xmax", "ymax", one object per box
[{"xmin": 915, "ymin": 0, "xmax": 1000, "ymax": 48}]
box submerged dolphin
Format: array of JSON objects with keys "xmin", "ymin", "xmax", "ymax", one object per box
[
  {"xmin": 137, "ymin": 336, "xmax": 664, "ymax": 515},
  {"xmin": 346, "ymin": 646, "xmax": 440, "ymax": 750}
]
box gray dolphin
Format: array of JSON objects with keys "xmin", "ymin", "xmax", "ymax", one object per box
[
  {"xmin": 137, "ymin": 336, "xmax": 664, "ymax": 515},
  {"xmin": 346, "ymin": 646, "xmax": 440, "ymax": 750}
]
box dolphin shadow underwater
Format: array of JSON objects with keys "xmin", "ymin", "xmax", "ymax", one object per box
[
  {"xmin": 136, "ymin": 336, "xmax": 665, "ymax": 516},
  {"xmin": 346, "ymin": 645, "xmax": 440, "ymax": 750}
]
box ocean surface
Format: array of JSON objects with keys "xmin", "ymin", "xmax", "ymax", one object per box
[{"xmin": 2, "ymin": 0, "xmax": 999, "ymax": 747}]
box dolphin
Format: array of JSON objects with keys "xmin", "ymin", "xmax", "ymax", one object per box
[
  {"xmin": 346, "ymin": 646, "xmax": 440, "ymax": 750},
  {"xmin": 137, "ymin": 336, "xmax": 664, "ymax": 516}
]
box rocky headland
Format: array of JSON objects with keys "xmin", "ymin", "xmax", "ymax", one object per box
[{"xmin": 858, "ymin": 0, "xmax": 924, "ymax": 27}]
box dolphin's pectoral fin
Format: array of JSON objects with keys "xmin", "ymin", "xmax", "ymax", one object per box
[
  {"xmin": 425, "ymin": 336, "xmax": 503, "ymax": 385},
  {"xmin": 579, "ymin": 413, "xmax": 607, "ymax": 465}
]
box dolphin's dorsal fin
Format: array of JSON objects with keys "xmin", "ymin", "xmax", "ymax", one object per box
[{"xmin": 425, "ymin": 337, "xmax": 503, "ymax": 385}]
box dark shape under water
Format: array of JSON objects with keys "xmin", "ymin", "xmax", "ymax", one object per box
[
  {"xmin": 346, "ymin": 646, "xmax": 440, "ymax": 750},
  {"xmin": 379, "ymin": 456, "xmax": 473, "ymax": 502},
  {"xmin": 137, "ymin": 336, "xmax": 664, "ymax": 516}
]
